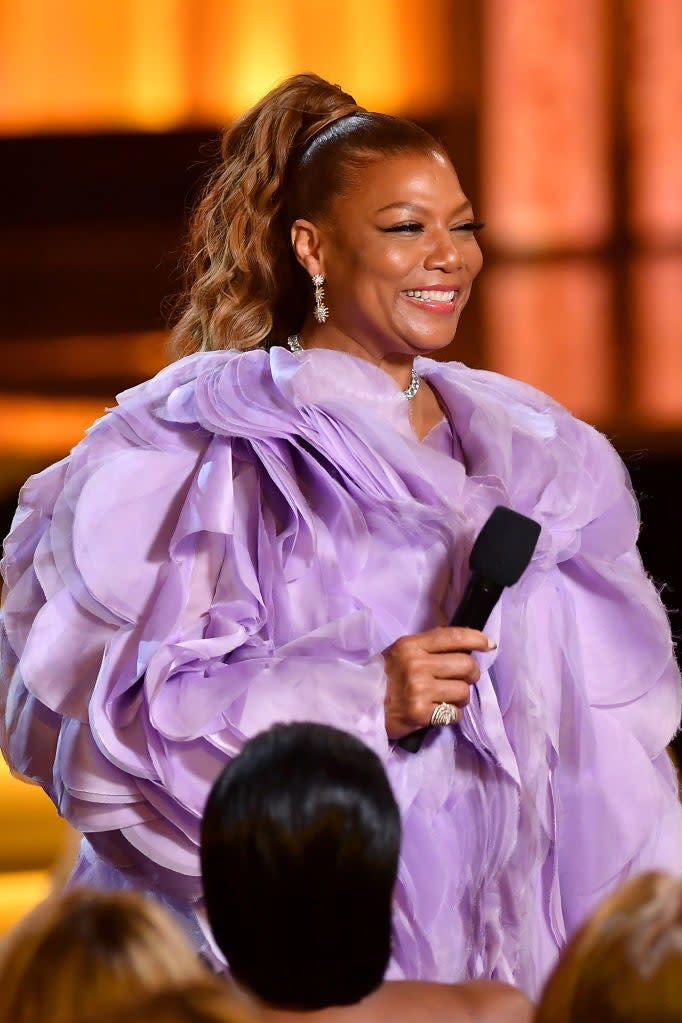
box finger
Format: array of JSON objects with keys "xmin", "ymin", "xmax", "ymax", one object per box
[
  {"xmin": 429, "ymin": 652, "xmax": 481, "ymax": 684},
  {"xmin": 431, "ymin": 680, "xmax": 475, "ymax": 708},
  {"xmin": 405, "ymin": 683, "xmax": 472, "ymax": 727},
  {"xmin": 416, "ymin": 626, "xmax": 495, "ymax": 655}
]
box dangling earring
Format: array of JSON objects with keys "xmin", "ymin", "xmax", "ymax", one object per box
[{"xmin": 312, "ymin": 274, "xmax": 329, "ymax": 324}]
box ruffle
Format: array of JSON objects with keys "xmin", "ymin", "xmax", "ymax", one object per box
[{"xmin": 1, "ymin": 346, "xmax": 680, "ymax": 994}]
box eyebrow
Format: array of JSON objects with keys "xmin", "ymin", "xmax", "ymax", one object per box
[{"xmin": 375, "ymin": 199, "xmax": 473, "ymax": 216}]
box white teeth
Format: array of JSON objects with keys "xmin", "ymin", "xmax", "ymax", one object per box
[{"xmin": 405, "ymin": 289, "xmax": 456, "ymax": 303}]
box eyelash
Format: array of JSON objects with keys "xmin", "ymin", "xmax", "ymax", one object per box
[{"xmin": 383, "ymin": 221, "xmax": 485, "ymax": 234}]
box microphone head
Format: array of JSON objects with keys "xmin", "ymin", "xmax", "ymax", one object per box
[{"xmin": 469, "ymin": 506, "xmax": 541, "ymax": 587}]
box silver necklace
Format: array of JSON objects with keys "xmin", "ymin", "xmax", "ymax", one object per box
[{"xmin": 286, "ymin": 335, "xmax": 420, "ymax": 400}]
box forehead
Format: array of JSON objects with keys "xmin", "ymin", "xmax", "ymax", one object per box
[{"xmin": 337, "ymin": 150, "xmax": 467, "ymax": 211}]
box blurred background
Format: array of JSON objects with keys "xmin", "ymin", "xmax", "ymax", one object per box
[{"xmin": 1, "ymin": 0, "xmax": 681, "ymax": 932}]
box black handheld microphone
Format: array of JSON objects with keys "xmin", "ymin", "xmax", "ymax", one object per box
[{"xmin": 398, "ymin": 506, "xmax": 541, "ymax": 753}]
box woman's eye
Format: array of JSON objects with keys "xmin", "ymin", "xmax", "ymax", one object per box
[
  {"xmin": 453, "ymin": 221, "xmax": 485, "ymax": 232},
  {"xmin": 383, "ymin": 223, "xmax": 423, "ymax": 233},
  {"xmin": 382, "ymin": 221, "xmax": 485, "ymax": 234}
]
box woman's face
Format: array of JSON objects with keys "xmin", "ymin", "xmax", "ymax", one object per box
[{"xmin": 307, "ymin": 150, "xmax": 483, "ymax": 359}]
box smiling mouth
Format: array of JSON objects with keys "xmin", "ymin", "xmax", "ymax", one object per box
[{"xmin": 403, "ymin": 289, "xmax": 457, "ymax": 304}]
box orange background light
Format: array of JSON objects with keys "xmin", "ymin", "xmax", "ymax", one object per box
[{"xmin": 0, "ymin": 0, "xmax": 463, "ymax": 133}]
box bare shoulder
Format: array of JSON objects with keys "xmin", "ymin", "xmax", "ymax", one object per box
[
  {"xmin": 359, "ymin": 981, "xmax": 533, "ymax": 1023},
  {"xmin": 453, "ymin": 981, "xmax": 534, "ymax": 1023},
  {"xmin": 271, "ymin": 981, "xmax": 534, "ymax": 1023}
]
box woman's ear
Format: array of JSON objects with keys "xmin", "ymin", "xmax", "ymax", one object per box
[{"xmin": 291, "ymin": 219, "xmax": 326, "ymax": 278}]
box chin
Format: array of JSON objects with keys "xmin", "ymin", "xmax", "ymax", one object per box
[
  {"xmin": 398, "ymin": 315, "xmax": 462, "ymax": 354},
  {"xmin": 409, "ymin": 330, "xmax": 458, "ymax": 354}
]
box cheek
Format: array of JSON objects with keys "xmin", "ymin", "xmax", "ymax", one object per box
[
  {"xmin": 358, "ymin": 243, "xmax": 416, "ymax": 281},
  {"xmin": 468, "ymin": 240, "xmax": 484, "ymax": 278},
  {"xmin": 389, "ymin": 242, "xmax": 425, "ymax": 276}
]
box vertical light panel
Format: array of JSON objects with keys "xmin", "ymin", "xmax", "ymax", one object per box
[
  {"xmin": 481, "ymin": 0, "xmax": 612, "ymax": 252},
  {"xmin": 482, "ymin": 261, "xmax": 614, "ymax": 423},
  {"xmin": 626, "ymin": 1, "xmax": 682, "ymax": 243},
  {"xmin": 630, "ymin": 255, "xmax": 682, "ymax": 427},
  {"xmin": 0, "ymin": 0, "xmax": 46, "ymax": 131},
  {"xmin": 127, "ymin": 0, "xmax": 187, "ymax": 130}
]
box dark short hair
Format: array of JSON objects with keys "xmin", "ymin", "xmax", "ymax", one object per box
[{"xmin": 200, "ymin": 723, "xmax": 401, "ymax": 1010}]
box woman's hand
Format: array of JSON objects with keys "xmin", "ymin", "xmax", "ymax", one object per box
[{"xmin": 382, "ymin": 626, "xmax": 494, "ymax": 740}]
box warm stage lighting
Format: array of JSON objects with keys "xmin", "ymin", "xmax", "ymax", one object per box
[
  {"xmin": 625, "ymin": 1, "xmax": 682, "ymax": 244},
  {"xmin": 481, "ymin": 0, "xmax": 612, "ymax": 253},
  {"xmin": 482, "ymin": 260, "xmax": 614, "ymax": 424},
  {"xmin": 0, "ymin": 0, "xmax": 458, "ymax": 134},
  {"xmin": 630, "ymin": 255, "xmax": 682, "ymax": 427},
  {"xmin": 0, "ymin": 396, "xmax": 110, "ymax": 458}
]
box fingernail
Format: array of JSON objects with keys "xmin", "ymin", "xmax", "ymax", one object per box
[{"xmin": 486, "ymin": 637, "xmax": 498, "ymax": 651}]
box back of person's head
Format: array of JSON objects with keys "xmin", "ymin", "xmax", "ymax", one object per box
[
  {"xmin": 0, "ymin": 887, "xmax": 208, "ymax": 1023},
  {"xmin": 173, "ymin": 71, "xmax": 447, "ymax": 354},
  {"xmin": 536, "ymin": 872, "xmax": 682, "ymax": 1023},
  {"xmin": 200, "ymin": 722, "xmax": 401, "ymax": 1011},
  {"xmin": 97, "ymin": 979, "xmax": 258, "ymax": 1023}
]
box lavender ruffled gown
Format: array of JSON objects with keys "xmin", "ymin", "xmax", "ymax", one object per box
[{"xmin": 1, "ymin": 346, "xmax": 681, "ymax": 995}]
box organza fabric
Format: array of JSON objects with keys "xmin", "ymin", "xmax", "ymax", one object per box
[{"xmin": 1, "ymin": 346, "xmax": 681, "ymax": 995}]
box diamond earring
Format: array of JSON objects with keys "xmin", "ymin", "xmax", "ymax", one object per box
[{"xmin": 312, "ymin": 274, "xmax": 329, "ymax": 324}]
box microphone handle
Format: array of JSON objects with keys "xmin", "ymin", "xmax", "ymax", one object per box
[
  {"xmin": 450, "ymin": 575, "xmax": 503, "ymax": 630},
  {"xmin": 397, "ymin": 575, "xmax": 503, "ymax": 754}
]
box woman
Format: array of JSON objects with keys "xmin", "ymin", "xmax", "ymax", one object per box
[
  {"xmin": 201, "ymin": 722, "xmax": 403, "ymax": 1012},
  {"xmin": 0, "ymin": 888, "xmax": 210, "ymax": 1023},
  {"xmin": 536, "ymin": 872, "xmax": 682, "ymax": 1023},
  {"xmin": 1, "ymin": 73, "xmax": 680, "ymax": 995},
  {"xmin": 201, "ymin": 721, "xmax": 532, "ymax": 1023}
]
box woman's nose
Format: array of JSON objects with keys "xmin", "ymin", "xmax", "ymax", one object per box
[{"xmin": 424, "ymin": 231, "xmax": 464, "ymax": 271}]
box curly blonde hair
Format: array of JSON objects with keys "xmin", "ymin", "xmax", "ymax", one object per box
[{"xmin": 171, "ymin": 72, "xmax": 444, "ymax": 355}]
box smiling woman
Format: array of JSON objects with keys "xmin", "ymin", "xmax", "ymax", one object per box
[
  {"xmin": 288, "ymin": 150, "xmax": 484, "ymax": 438},
  {"xmin": 293, "ymin": 155, "xmax": 482, "ymax": 345},
  {"xmin": 1, "ymin": 73, "xmax": 681, "ymax": 1002}
]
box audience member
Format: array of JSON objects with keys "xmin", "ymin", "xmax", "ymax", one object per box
[
  {"xmin": 98, "ymin": 979, "xmax": 259, "ymax": 1023},
  {"xmin": 0, "ymin": 887, "xmax": 209, "ymax": 1023},
  {"xmin": 201, "ymin": 722, "xmax": 532, "ymax": 1023},
  {"xmin": 536, "ymin": 871, "xmax": 682, "ymax": 1023}
]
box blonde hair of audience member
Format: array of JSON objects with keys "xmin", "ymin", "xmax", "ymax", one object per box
[
  {"xmin": 0, "ymin": 887, "xmax": 210, "ymax": 1023},
  {"xmin": 536, "ymin": 872, "xmax": 682, "ymax": 1023},
  {"xmin": 97, "ymin": 980, "xmax": 258, "ymax": 1023}
]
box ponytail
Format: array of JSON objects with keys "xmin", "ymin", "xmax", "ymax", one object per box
[{"xmin": 171, "ymin": 73, "xmax": 360, "ymax": 355}]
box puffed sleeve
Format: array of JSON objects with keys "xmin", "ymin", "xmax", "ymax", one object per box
[
  {"xmin": 0, "ymin": 370, "xmax": 390, "ymax": 921},
  {"xmin": 497, "ymin": 414, "xmax": 682, "ymax": 945}
]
